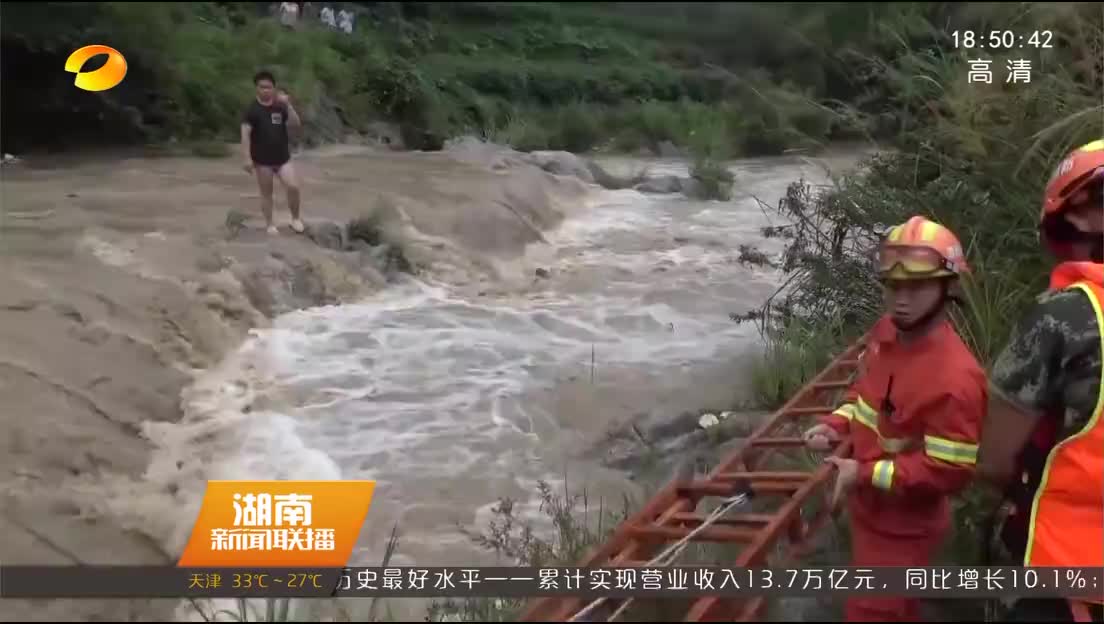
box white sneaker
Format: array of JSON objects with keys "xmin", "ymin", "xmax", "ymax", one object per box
[
  {"xmin": 290, "ymin": 219, "xmax": 305, "ymax": 233},
  {"xmin": 267, "ymin": 224, "xmax": 279, "ymax": 235}
]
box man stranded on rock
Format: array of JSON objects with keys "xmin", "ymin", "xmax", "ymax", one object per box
[
  {"xmin": 803, "ymin": 216, "xmax": 988, "ymax": 622},
  {"xmin": 241, "ymin": 70, "xmax": 305, "ymax": 235}
]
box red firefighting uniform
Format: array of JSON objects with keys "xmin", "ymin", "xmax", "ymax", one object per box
[{"xmin": 821, "ymin": 314, "xmax": 988, "ymax": 621}]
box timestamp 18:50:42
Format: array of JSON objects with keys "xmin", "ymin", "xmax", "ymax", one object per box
[{"xmin": 952, "ymin": 30, "xmax": 1054, "ymax": 50}]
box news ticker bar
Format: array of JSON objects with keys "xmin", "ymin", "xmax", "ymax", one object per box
[{"xmin": 1, "ymin": 566, "xmax": 1101, "ymax": 599}]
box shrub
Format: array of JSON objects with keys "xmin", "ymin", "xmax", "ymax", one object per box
[
  {"xmin": 426, "ymin": 480, "xmax": 630, "ymax": 622},
  {"xmin": 688, "ymin": 157, "xmax": 734, "ymax": 201}
]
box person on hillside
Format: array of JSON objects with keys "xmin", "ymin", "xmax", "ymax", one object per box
[
  {"xmin": 803, "ymin": 215, "xmax": 988, "ymax": 622},
  {"xmin": 320, "ymin": 5, "xmax": 336, "ymax": 29},
  {"xmin": 278, "ymin": 1, "xmax": 299, "ymax": 28},
  {"xmin": 240, "ymin": 70, "xmax": 305, "ymax": 235},
  {"xmin": 337, "ymin": 7, "xmax": 354, "ymax": 34},
  {"xmin": 977, "ymin": 139, "xmax": 1104, "ymax": 623}
]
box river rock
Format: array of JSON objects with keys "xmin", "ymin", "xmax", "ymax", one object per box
[
  {"xmin": 306, "ymin": 220, "xmax": 345, "ymax": 251},
  {"xmin": 698, "ymin": 413, "xmax": 720, "ymax": 429},
  {"xmin": 523, "ymin": 151, "xmax": 596, "ymax": 184},
  {"xmin": 367, "ymin": 243, "xmax": 413, "ymax": 278},
  {"xmin": 348, "ymin": 239, "xmax": 373, "ymax": 253},
  {"xmin": 656, "ymin": 140, "xmax": 684, "ymax": 158},
  {"xmin": 362, "ymin": 121, "xmax": 405, "ymax": 150},
  {"xmin": 234, "ymin": 254, "xmax": 349, "ymax": 317},
  {"xmin": 444, "ymin": 136, "xmax": 532, "ymax": 171},
  {"xmin": 301, "ymin": 91, "xmax": 345, "ymax": 147},
  {"xmin": 678, "ymin": 177, "xmax": 708, "ymax": 199},
  {"xmin": 634, "ymin": 175, "xmax": 683, "ymax": 194},
  {"xmin": 586, "ymin": 160, "xmax": 639, "ymax": 190},
  {"xmin": 289, "ymin": 259, "xmax": 329, "ymax": 304}
]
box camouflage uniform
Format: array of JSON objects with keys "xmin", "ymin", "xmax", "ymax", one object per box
[
  {"xmin": 990, "ymin": 288, "xmax": 1102, "ymax": 439},
  {"xmin": 988, "ymin": 287, "xmax": 1104, "ymax": 622}
]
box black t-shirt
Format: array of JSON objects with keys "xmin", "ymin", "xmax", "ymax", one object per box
[{"xmin": 242, "ymin": 99, "xmax": 291, "ymax": 166}]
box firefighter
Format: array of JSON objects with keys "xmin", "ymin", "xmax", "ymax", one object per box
[
  {"xmin": 803, "ymin": 215, "xmax": 988, "ymax": 622},
  {"xmin": 978, "ymin": 139, "xmax": 1104, "ymax": 623}
]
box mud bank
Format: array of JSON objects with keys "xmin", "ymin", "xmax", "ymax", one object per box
[{"xmin": 0, "ymin": 141, "xmax": 596, "ymax": 622}]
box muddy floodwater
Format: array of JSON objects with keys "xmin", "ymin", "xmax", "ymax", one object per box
[{"xmin": 0, "ymin": 142, "xmax": 864, "ymax": 621}]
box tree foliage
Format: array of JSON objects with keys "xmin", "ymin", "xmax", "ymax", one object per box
[{"xmin": 0, "ymin": 2, "xmax": 928, "ymax": 153}]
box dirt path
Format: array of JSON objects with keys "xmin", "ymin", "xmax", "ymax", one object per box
[{"xmin": 0, "ymin": 143, "xmax": 590, "ymax": 621}]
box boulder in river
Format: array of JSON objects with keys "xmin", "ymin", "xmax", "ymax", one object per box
[
  {"xmin": 306, "ymin": 220, "xmax": 345, "ymax": 251},
  {"xmin": 656, "ymin": 140, "xmax": 684, "ymax": 158},
  {"xmin": 523, "ymin": 150, "xmax": 596, "ymax": 184},
  {"xmin": 634, "ymin": 175, "xmax": 683, "ymax": 194},
  {"xmin": 633, "ymin": 175, "xmax": 717, "ymax": 200},
  {"xmin": 678, "ymin": 177, "xmax": 709, "ymax": 199},
  {"xmin": 586, "ymin": 160, "xmax": 645, "ymax": 190}
]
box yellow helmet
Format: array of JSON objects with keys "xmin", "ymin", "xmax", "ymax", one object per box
[{"xmin": 879, "ymin": 216, "xmax": 970, "ymax": 280}]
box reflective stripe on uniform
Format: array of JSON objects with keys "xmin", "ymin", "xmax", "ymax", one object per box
[
  {"xmin": 851, "ymin": 397, "xmax": 916, "ymax": 453},
  {"xmin": 871, "ymin": 459, "xmax": 895, "ymax": 491},
  {"xmin": 853, "ymin": 397, "xmax": 878, "ymax": 430},
  {"xmin": 832, "ymin": 403, "xmax": 857, "ymax": 420},
  {"xmin": 924, "ymin": 435, "xmax": 979, "ymax": 465},
  {"xmin": 881, "ymin": 437, "xmax": 915, "ymax": 453}
]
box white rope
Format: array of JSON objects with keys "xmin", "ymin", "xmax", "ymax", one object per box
[{"xmin": 566, "ymin": 492, "xmax": 750, "ymax": 622}]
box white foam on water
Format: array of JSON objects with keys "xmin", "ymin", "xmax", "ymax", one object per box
[{"xmin": 101, "ymin": 154, "xmax": 845, "ymax": 621}]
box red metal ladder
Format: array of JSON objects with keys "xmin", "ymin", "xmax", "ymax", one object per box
[{"xmin": 519, "ymin": 333, "xmax": 869, "ymax": 622}]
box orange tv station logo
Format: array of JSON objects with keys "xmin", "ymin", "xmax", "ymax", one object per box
[
  {"xmin": 177, "ymin": 480, "xmax": 377, "ymax": 567},
  {"xmin": 65, "ymin": 45, "xmax": 128, "ymax": 92}
]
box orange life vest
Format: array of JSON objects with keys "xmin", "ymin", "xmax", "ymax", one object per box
[{"xmin": 1023, "ymin": 262, "xmax": 1104, "ymax": 603}]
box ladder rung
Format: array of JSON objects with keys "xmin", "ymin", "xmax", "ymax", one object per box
[
  {"xmin": 626, "ymin": 523, "xmax": 759, "ymax": 544},
  {"xmin": 716, "ymin": 471, "xmax": 809, "ymax": 482},
  {"xmin": 783, "ymin": 406, "xmax": 835, "ymax": 416},
  {"xmin": 677, "ymin": 479, "xmax": 800, "ymax": 496},
  {"xmin": 670, "ymin": 512, "xmax": 774, "ymax": 528},
  {"xmin": 751, "ymin": 481, "xmax": 804, "ymax": 494},
  {"xmin": 676, "ymin": 481, "xmax": 748, "ymax": 497},
  {"xmin": 812, "ymin": 380, "xmax": 851, "ymax": 390},
  {"xmin": 749, "ymin": 436, "xmax": 807, "ymax": 447}
]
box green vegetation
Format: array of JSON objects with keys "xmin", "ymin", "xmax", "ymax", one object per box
[
  {"xmin": 747, "ymin": 0, "xmax": 1101, "ymax": 422},
  {"xmin": 741, "ymin": 1, "xmax": 1101, "ymax": 619},
  {"xmin": 1, "ymin": 2, "xmax": 895, "ymax": 156},
  {"xmin": 426, "ymin": 480, "xmax": 632, "ymax": 622}
]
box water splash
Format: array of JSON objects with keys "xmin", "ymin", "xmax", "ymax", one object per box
[{"xmin": 94, "ymin": 153, "xmax": 844, "ymax": 622}]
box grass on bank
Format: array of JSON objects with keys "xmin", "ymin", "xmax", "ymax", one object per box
[{"xmin": 2, "ymin": 2, "xmax": 845, "ymax": 156}]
